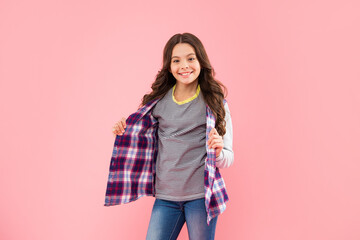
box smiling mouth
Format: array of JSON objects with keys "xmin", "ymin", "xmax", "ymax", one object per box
[{"xmin": 179, "ymin": 71, "xmax": 193, "ymax": 76}]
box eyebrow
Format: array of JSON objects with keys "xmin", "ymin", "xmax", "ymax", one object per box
[{"xmin": 171, "ymin": 53, "xmax": 196, "ymax": 59}]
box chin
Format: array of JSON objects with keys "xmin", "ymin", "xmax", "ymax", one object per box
[{"xmin": 177, "ymin": 80, "xmax": 197, "ymax": 85}]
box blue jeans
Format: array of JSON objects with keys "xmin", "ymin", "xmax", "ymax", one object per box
[{"xmin": 145, "ymin": 197, "xmax": 218, "ymax": 240}]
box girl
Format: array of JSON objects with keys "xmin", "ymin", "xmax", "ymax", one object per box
[{"xmin": 105, "ymin": 32, "xmax": 234, "ymax": 240}]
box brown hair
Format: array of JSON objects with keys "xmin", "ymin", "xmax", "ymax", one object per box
[{"xmin": 141, "ymin": 32, "xmax": 228, "ymax": 136}]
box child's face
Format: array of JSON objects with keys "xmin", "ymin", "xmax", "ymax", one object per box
[{"xmin": 170, "ymin": 43, "xmax": 201, "ymax": 86}]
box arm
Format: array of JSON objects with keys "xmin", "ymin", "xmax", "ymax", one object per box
[{"xmin": 215, "ymin": 102, "xmax": 234, "ymax": 168}]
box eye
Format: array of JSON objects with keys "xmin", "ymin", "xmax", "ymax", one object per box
[
  {"xmin": 173, "ymin": 59, "xmax": 179, "ymax": 63},
  {"xmin": 189, "ymin": 57, "xmax": 195, "ymax": 61}
]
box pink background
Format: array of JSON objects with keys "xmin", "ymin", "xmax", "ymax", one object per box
[{"xmin": 1, "ymin": 0, "xmax": 359, "ymax": 239}]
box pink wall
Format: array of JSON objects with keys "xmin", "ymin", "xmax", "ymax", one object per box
[{"xmin": 1, "ymin": 0, "xmax": 359, "ymax": 239}]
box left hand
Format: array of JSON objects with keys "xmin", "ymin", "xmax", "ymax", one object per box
[{"xmin": 207, "ymin": 128, "xmax": 224, "ymax": 158}]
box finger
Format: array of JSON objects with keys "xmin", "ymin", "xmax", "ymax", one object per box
[
  {"xmin": 207, "ymin": 131, "xmax": 214, "ymax": 141},
  {"xmin": 113, "ymin": 126, "xmax": 120, "ymax": 134},
  {"xmin": 112, "ymin": 128, "xmax": 120, "ymax": 135},
  {"xmin": 207, "ymin": 134, "xmax": 217, "ymax": 145},
  {"xmin": 209, "ymin": 128, "xmax": 215, "ymax": 136},
  {"xmin": 209, "ymin": 139, "xmax": 223, "ymax": 149},
  {"xmin": 116, "ymin": 122, "xmax": 124, "ymax": 132},
  {"xmin": 118, "ymin": 124, "xmax": 124, "ymax": 133},
  {"xmin": 113, "ymin": 130, "xmax": 123, "ymax": 136},
  {"xmin": 213, "ymin": 128, "xmax": 220, "ymax": 136},
  {"xmin": 208, "ymin": 138, "xmax": 213, "ymax": 147},
  {"xmin": 208, "ymin": 135, "xmax": 222, "ymax": 145},
  {"xmin": 212, "ymin": 141, "xmax": 224, "ymax": 147},
  {"xmin": 212, "ymin": 134, "xmax": 222, "ymax": 139},
  {"xmin": 112, "ymin": 127, "xmax": 119, "ymax": 136},
  {"xmin": 211, "ymin": 142, "xmax": 224, "ymax": 150},
  {"xmin": 208, "ymin": 139, "xmax": 216, "ymax": 149},
  {"xmin": 112, "ymin": 126, "xmax": 118, "ymax": 134},
  {"xmin": 113, "ymin": 122, "xmax": 124, "ymax": 135},
  {"xmin": 121, "ymin": 117, "xmax": 127, "ymax": 128},
  {"xmin": 212, "ymin": 134, "xmax": 223, "ymax": 142}
]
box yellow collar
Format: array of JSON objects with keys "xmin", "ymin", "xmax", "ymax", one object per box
[{"xmin": 172, "ymin": 84, "xmax": 200, "ymax": 105}]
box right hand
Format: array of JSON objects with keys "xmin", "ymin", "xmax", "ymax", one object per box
[{"xmin": 112, "ymin": 117, "xmax": 127, "ymax": 137}]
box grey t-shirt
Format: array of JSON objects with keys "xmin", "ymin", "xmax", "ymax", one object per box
[{"xmin": 151, "ymin": 85, "xmax": 207, "ymax": 201}]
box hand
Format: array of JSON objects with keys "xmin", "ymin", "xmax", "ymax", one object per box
[
  {"xmin": 207, "ymin": 128, "xmax": 224, "ymax": 158},
  {"xmin": 112, "ymin": 117, "xmax": 127, "ymax": 137}
]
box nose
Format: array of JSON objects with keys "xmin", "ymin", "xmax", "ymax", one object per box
[{"xmin": 180, "ymin": 61, "xmax": 189, "ymax": 69}]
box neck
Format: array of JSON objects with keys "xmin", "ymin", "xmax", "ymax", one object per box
[{"xmin": 174, "ymin": 80, "xmax": 199, "ymax": 100}]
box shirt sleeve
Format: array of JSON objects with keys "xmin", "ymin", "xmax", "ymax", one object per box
[{"xmin": 215, "ymin": 101, "xmax": 234, "ymax": 168}]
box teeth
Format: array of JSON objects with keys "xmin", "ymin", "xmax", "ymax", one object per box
[{"xmin": 179, "ymin": 72, "xmax": 191, "ymax": 75}]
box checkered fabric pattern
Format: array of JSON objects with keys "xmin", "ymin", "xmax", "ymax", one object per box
[{"xmin": 104, "ymin": 98, "xmax": 229, "ymax": 225}]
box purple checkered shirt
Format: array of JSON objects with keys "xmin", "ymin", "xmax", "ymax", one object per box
[{"xmin": 104, "ymin": 98, "xmax": 229, "ymax": 225}]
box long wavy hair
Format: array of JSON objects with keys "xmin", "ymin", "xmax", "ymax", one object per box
[{"xmin": 141, "ymin": 32, "xmax": 228, "ymax": 136}]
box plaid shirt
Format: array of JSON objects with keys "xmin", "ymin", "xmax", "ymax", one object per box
[{"xmin": 104, "ymin": 98, "xmax": 229, "ymax": 225}]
